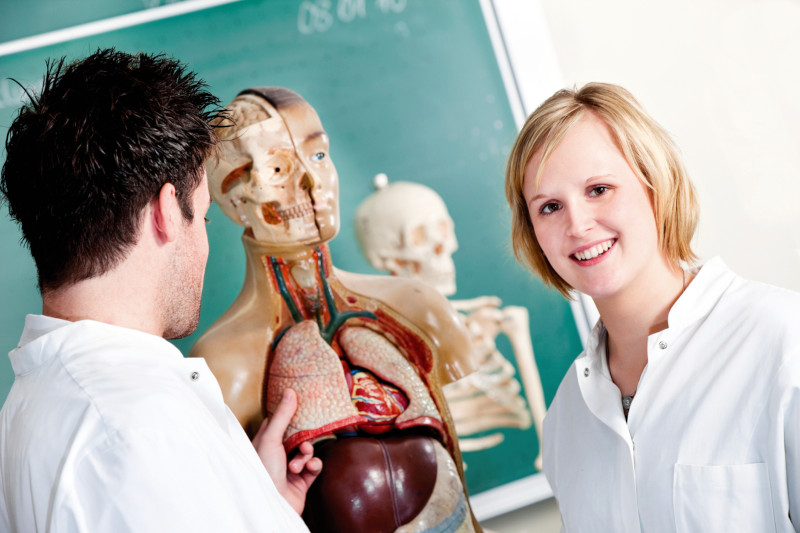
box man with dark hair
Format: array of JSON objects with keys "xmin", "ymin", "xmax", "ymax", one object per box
[{"xmin": 0, "ymin": 49, "xmax": 318, "ymax": 532}]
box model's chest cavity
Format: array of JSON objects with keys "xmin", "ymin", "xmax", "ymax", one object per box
[{"xmin": 265, "ymin": 320, "xmax": 442, "ymax": 451}]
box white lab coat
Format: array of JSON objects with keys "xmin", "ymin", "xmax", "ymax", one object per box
[
  {"xmin": 544, "ymin": 258, "xmax": 800, "ymax": 532},
  {"xmin": 0, "ymin": 315, "xmax": 309, "ymax": 533}
]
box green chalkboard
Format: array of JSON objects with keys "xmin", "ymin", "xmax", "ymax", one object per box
[
  {"xmin": 0, "ymin": 0, "xmax": 582, "ymax": 500},
  {"xmin": 0, "ymin": 0, "xmax": 192, "ymax": 43}
]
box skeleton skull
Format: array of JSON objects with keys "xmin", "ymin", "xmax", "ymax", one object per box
[
  {"xmin": 206, "ymin": 89, "xmax": 339, "ymax": 247},
  {"xmin": 355, "ymin": 177, "xmax": 458, "ymax": 295}
]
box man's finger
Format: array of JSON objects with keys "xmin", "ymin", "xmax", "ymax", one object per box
[
  {"xmin": 262, "ymin": 388, "xmax": 297, "ymax": 444},
  {"xmin": 288, "ymin": 442, "xmax": 319, "ymax": 474}
]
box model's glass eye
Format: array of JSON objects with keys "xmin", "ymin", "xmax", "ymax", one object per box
[{"xmin": 311, "ymin": 152, "xmax": 325, "ymax": 162}]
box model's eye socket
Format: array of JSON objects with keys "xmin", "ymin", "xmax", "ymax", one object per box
[
  {"xmin": 221, "ymin": 163, "xmax": 252, "ymax": 194},
  {"xmin": 260, "ymin": 155, "xmax": 293, "ymax": 182},
  {"xmin": 311, "ymin": 152, "xmax": 325, "ymax": 162}
]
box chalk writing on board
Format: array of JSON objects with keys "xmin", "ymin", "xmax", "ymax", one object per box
[
  {"xmin": 375, "ymin": 0, "xmax": 406, "ymax": 13},
  {"xmin": 297, "ymin": 0, "xmax": 407, "ymax": 35}
]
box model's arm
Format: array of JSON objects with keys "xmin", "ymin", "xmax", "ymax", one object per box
[
  {"xmin": 423, "ymin": 288, "xmax": 478, "ymax": 383},
  {"xmin": 189, "ymin": 328, "xmax": 269, "ymax": 436}
]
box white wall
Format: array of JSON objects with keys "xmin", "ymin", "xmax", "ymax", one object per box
[
  {"xmin": 528, "ymin": 0, "xmax": 800, "ymax": 292},
  {"xmin": 482, "ymin": 0, "xmax": 800, "ymax": 529}
]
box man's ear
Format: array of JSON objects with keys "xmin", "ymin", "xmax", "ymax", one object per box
[{"xmin": 152, "ymin": 183, "xmax": 182, "ymax": 243}]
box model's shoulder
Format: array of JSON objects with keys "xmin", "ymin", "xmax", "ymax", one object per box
[
  {"xmin": 190, "ymin": 318, "xmax": 268, "ymax": 358},
  {"xmin": 334, "ymin": 268, "xmax": 475, "ymax": 381},
  {"xmin": 335, "ymin": 268, "xmax": 446, "ymax": 306},
  {"xmin": 334, "ymin": 268, "xmax": 459, "ymax": 330}
]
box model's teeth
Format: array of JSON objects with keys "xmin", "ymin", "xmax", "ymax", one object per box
[
  {"xmin": 574, "ymin": 240, "xmax": 614, "ymax": 261},
  {"xmin": 278, "ymin": 201, "xmax": 314, "ymax": 220}
]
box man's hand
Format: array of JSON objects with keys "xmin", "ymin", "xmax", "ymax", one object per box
[{"xmin": 252, "ymin": 389, "xmax": 323, "ymax": 514}]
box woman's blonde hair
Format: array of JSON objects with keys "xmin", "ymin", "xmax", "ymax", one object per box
[{"xmin": 505, "ymin": 82, "xmax": 699, "ymax": 298}]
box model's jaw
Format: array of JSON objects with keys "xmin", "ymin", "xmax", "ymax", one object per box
[
  {"xmin": 571, "ymin": 239, "xmax": 616, "ymax": 262},
  {"xmin": 258, "ymin": 201, "xmax": 314, "ymax": 224}
]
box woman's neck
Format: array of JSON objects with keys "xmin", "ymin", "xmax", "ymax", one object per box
[{"xmin": 594, "ymin": 258, "xmax": 688, "ymax": 396}]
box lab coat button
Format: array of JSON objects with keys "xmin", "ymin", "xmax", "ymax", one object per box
[
  {"xmin": 190, "ymin": 371, "xmax": 200, "ymax": 381},
  {"xmin": 584, "ymin": 368, "xmax": 590, "ymax": 377},
  {"xmin": 658, "ymin": 340, "xmax": 668, "ymax": 349}
]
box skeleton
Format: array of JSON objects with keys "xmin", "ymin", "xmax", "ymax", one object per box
[
  {"xmin": 191, "ymin": 89, "xmax": 482, "ymax": 532},
  {"xmin": 355, "ymin": 176, "xmax": 546, "ymax": 468},
  {"xmin": 357, "ymin": 174, "xmax": 458, "ymax": 296}
]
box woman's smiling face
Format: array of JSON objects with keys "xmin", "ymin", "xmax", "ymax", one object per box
[{"xmin": 523, "ymin": 111, "xmax": 662, "ymax": 301}]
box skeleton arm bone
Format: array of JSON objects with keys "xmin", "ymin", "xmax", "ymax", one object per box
[
  {"xmin": 448, "ymin": 395, "xmax": 532, "ymax": 433},
  {"xmin": 449, "ymin": 296, "xmax": 503, "ymax": 314},
  {"xmin": 498, "ymin": 305, "xmax": 546, "ymax": 470}
]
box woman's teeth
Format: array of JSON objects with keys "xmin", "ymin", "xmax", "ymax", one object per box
[{"xmin": 574, "ymin": 240, "xmax": 614, "ymax": 261}]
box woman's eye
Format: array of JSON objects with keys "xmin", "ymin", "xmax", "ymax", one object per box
[
  {"xmin": 311, "ymin": 152, "xmax": 326, "ymax": 162},
  {"xmin": 539, "ymin": 202, "xmax": 561, "ymax": 215},
  {"xmin": 589, "ymin": 186, "xmax": 608, "ymax": 197}
]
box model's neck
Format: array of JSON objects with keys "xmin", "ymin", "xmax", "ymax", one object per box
[{"xmin": 241, "ymin": 234, "xmax": 335, "ymax": 296}]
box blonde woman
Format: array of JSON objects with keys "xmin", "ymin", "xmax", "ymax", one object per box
[{"xmin": 505, "ymin": 82, "xmax": 800, "ymax": 532}]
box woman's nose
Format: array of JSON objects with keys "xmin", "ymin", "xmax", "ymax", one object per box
[{"xmin": 565, "ymin": 204, "xmax": 594, "ymax": 237}]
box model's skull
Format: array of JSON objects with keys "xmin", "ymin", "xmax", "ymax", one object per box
[
  {"xmin": 206, "ymin": 90, "xmax": 339, "ymax": 247},
  {"xmin": 355, "ymin": 177, "xmax": 458, "ymax": 295}
]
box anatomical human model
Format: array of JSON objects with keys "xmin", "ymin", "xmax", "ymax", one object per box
[
  {"xmin": 190, "ymin": 88, "xmax": 482, "ymax": 532},
  {"xmin": 355, "ymin": 176, "xmax": 546, "ymax": 469}
]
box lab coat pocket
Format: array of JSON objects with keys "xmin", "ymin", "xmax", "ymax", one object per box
[{"xmin": 673, "ymin": 462, "xmax": 776, "ymax": 533}]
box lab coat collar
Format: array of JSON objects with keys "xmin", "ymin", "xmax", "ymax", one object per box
[
  {"xmin": 667, "ymin": 257, "xmax": 738, "ymax": 331},
  {"xmin": 9, "ymin": 314, "xmax": 183, "ymax": 376},
  {"xmin": 574, "ymin": 257, "xmax": 737, "ymax": 445},
  {"xmin": 576, "ymin": 322, "xmax": 633, "ymax": 446}
]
